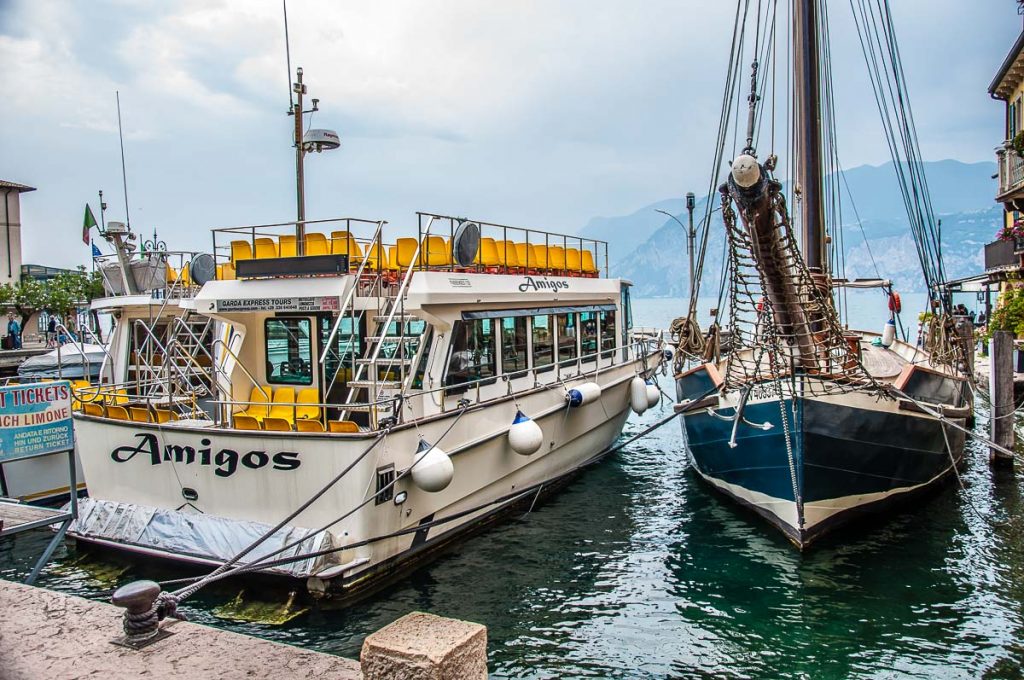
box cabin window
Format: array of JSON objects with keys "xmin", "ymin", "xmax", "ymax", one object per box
[
  {"xmin": 501, "ymin": 317, "xmax": 529, "ymax": 374},
  {"xmin": 579, "ymin": 312, "xmax": 598, "ymax": 362},
  {"xmin": 265, "ymin": 317, "xmax": 313, "ymax": 385},
  {"xmin": 600, "ymin": 310, "xmax": 616, "ymax": 357},
  {"xmin": 412, "ymin": 328, "xmax": 432, "ymax": 389},
  {"xmin": 532, "ymin": 315, "xmax": 554, "ymax": 373},
  {"xmin": 556, "ymin": 313, "xmax": 578, "ymax": 367},
  {"xmin": 444, "ymin": 319, "xmax": 496, "ymax": 387}
]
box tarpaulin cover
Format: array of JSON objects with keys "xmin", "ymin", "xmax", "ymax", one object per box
[{"xmin": 68, "ymin": 497, "xmax": 332, "ymax": 578}]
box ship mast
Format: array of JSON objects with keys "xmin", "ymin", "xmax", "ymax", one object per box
[{"xmin": 793, "ymin": 0, "xmax": 826, "ymax": 281}]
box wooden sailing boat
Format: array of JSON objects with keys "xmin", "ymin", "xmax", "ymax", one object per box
[{"xmin": 673, "ymin": 0, "xmax": 972, "ymax": 547}]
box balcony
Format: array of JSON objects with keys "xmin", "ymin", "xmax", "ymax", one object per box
[
  {"xmin": 985, "ymin": 238, "xmax": 1022, "ymax": 272},
  {"xmin": 997, "ymin": 143, "xmax": 1024, "ymax": 205}
]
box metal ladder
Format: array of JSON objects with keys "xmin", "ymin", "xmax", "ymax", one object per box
[{"xmin": 338, "ymin": 218, "xmax": 434, "ymax": 427}]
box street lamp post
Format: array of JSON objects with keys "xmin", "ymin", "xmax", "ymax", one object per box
[
  {"xmin": 686, "ymin": 192, "xmax": 696, "ymax": 293},
  {"xmin": 656, "ymin": 191, "xmax": 698, "ymax": 295}
]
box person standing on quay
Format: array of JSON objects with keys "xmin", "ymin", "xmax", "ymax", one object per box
[{"xmin": 7, "ymin": 313, "xmax": 22, "ymax": 350}]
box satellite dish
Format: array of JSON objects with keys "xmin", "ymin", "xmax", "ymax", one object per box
[
  {"xmin": 189, "ymin": 253, "xmax": 217, "ymax": 285},
  {"xmin": 302, "ymin": 129, "xmax": 340, "ymax": 153},
  {"xmin": 451, "ymin": 221, "xmax": 480, "ymax": 267}
]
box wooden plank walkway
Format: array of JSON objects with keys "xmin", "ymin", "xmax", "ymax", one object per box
[{"xmin": 0, "ymin": 501, "xmax": 66, "ymax": 536}]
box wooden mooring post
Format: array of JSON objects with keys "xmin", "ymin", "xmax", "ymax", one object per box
[{"xmin": 989, "ymin": 330, "xmax": 1016, "ymax": 468}]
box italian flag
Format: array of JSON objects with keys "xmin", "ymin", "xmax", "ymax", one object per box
[{"xmin": 83, "ymin": 204, "xmax": 97, "ymax": 245}]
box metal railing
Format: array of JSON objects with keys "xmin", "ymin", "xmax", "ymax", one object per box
[
  {"xmin": 416, "ymin": 212, "xmax": 610, "ymax": 277},
  {"xmin": 997, "ymin": 144, "xmax": 1024, "ymax": 198}
]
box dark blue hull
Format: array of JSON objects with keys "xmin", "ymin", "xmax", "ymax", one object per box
[{"xmin": 680, "ymin": 394, "xmax": 965, "ymax": 547}]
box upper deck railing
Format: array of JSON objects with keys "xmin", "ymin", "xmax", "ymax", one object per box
[
  {"xmin": 94, "ymin": 250, "xmax": 207, "ymax": 299},
  {"xmin": 209, "ymin": 215, "xmax": 610, "ymax": 281}
]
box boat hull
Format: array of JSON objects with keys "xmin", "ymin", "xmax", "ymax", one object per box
[
  {"xmin": 70, "ymin": 355, "xmax": 659, "ymax": 596},
  {"xmin": 680, "ymin": 389, "xmax": 966, "ymax": 547}
]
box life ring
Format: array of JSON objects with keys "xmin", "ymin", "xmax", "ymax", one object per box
[{"xmin": 888, "ymin": 291, "xmax": 902, "ymax": 314}]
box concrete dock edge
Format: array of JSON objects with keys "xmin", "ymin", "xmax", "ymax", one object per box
[{"xmin": 0, "ymin": 579, "xmax": 489, "ymax": 679}]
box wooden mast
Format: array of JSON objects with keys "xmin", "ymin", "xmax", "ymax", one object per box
[{"xmin": 793, "ymin": 0, "xmax": 826, "ymax": 277}]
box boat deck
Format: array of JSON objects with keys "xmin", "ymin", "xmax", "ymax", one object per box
[
  {"xmin": 0, "ymin": 500, "xmax": 67, "ymax": 535},
  {"xmin": 860, "ymin": 342, "xmax": 908, "ymax": 380}
]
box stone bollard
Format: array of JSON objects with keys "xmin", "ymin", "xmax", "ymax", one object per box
[{"xmin": 360, "ymin": 611, "xmax": 487, "ymax": 679}]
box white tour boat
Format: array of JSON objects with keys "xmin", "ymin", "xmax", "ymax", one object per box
[{"xmin": 69, "ymin": 212, "xmax": 665, "ymax": 598}]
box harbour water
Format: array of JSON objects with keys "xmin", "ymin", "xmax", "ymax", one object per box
[{"xmin": 1, "ymin": 295, "xmax": 1019, "ymax": 678}]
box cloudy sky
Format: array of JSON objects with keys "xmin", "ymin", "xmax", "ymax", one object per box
[{"xmin": 0, "ymin": 1, "xmax": 1019, "ymax": 269}]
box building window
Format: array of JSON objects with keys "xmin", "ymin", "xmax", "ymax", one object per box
[
  {"xmin": 532, "ymin": 315, "xmax": 554, "ymax": 373},
  {"xmin": 265, "ymin": 317, "xmax": 313, "ymax": 385},
  {"xmin": 501, "ymin": 316, "xmax": 529, "ymax": 374},
  {"xmin": 556, "ymin": 313, "xmax": 578, "ymax": 367},
  {"xmin": 444, "ymin": 319, "xmax": 496, "ymax": 387}
]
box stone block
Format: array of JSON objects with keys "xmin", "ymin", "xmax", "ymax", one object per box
[{"xmin": 360, "ymin": 611, "xmax": 487, "ymax": 679}]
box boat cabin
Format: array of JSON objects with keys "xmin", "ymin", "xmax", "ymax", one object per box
[{"xmin": 78, "ymin": 213, "xmax": 644, "ymax": 433}]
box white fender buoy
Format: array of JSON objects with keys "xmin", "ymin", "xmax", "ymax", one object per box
[
  {"xmin": 645, "ymin": 381, "xmax": 661, "ymax": 408},
  {"xmin": 630, "ymin": 376, "xmax": 648, "ymax": 415},
  {"xmin": 508, "ymin": 410, "xmax": 543, "ymax": 455},
  {"xmin": 881, "ymin": 319, "xmax": 896, "ymax": 348},
  {"xmin": 566, "ymin": 381, "xmax": 602, "ymax": 408},
  {"xmin": 411, "ymin": 439, "xmax": 454, "ymax": 492}
]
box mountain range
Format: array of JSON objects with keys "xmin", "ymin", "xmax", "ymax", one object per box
[{"xmin": 580, "ymin": 160, "xmax": 1001, "ymax": 297}]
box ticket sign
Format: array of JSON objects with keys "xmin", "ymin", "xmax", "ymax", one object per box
[{"xmin": 0, "ymin": 381, "xmax": 74, "ymax": 463}]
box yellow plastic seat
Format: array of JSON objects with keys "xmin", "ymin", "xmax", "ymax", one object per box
[
  {"xmin": 419, "ymin": 236, "xmax": 450, "ymax": 267},
  {"xmin": 233, "ymin": 414, "xmax": 261, "ymax": 430},
  {"xmin": 304, "ymin": 232, "xmax": 330, "ymax": 256},
  {"xmin": 475, "ymin": 238, "xmax": 501, "ymax": 269},
  {"xmin": 582, "ymin": 250, "xmax": 598, "ymax": 274},
  {"xmin": 166, "ymin": 264, "xmax": 179, "ymax": 283},
  {"xmin": 262, "ymin": 417, "xmax": 292, "ymax": 432},
  {"xmin": 268, "ymin": 387, "xmax": 296, "ymax": 425},
  {"xmin": 393, "ymin": 238, "xmax": 418, "ymax": 269},
  {"xmin": 328, "ymin": 420, "xmax": 360, "ymax": 433},
  {"xmin": 365, "ymin": 243, "xmax": 396, "ymax": 272},
  {"xmin": 297, "ymin": 419, "xmax": 325, "ymax": 432},
  {"xmin": 532, "ymin": 245, "xmax": 550, "ymax": 270},
  {"xmin": 296, "ymin": 388, "xmax": 320, "ymax": 421},
  {"xmin": 515, "ymin": 243, "xmax": 534, "ymax": 269},
  {"xmin": 107, "ymin": 406, "xmax": 130, "ymax": 421},
  {"xmin": 179, "ymin": 264, "xmax": 192, "ymax": 287},
  {"xmin": 497, "ymin": 240, "xmax": 520, "ymax": 269},
  {"xmin": 565, "ymin": 248, "xmax": 582, "ymax": 273},
  {"xmin": 84, "ymin": 402, "xmax": 104, "ymax": 417},
  {"xmin": 230, "ymin": 241, "xmax": 253, "ymax": 266},
  {"xmin": 548, "ymin": 246, "xmax": 566, "ymax": 271},
  {"xmin": 129, "ymin": 407, "xmax": 152, "ymax": 423},
  {"xmin": 240, "ymin": 386, "xmax": 271, "ymax": 421},
  {"xmin": 254, "ymin": 238, "xmax": 278, "ymax": 259},
  {"xmin": 218, "ymin": 263, "xmax": 237, "ymax": 281},
  {"xmin": 107, "ymin": 389, "xmax": 129, "ymax": 406},
  {"xmin": 153, "ymin": 408, "xmax": 177, "ymax": 423},
  {"xmin": 330, "ymin": 231, "xmax": 363, "ymax": 258},
  {"xmin": 279, "ymin": 234, "xmax": 298, "ymax": 257}
]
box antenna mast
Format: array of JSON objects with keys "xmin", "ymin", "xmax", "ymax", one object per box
[{"xmin": 116, "ymin": 91, "xmax": 131, "ymax": 232}]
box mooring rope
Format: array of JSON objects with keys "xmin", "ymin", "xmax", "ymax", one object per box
[
  {"xmin": 159, "ymin": 410, "xmax": 682, "ymax": 589},
  {"xmin": 165, "ymin": 405, "xmax": 471, "ymax": 598}
]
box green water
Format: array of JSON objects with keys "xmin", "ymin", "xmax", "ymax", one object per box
[{"xmin": 2, "ymin": 296, "xmax": 1021, "ymax": 678}]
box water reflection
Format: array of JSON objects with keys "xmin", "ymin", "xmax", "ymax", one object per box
[{"xmin": 3, "ymin": 298, "xmax": 1024, "ymax": 677}]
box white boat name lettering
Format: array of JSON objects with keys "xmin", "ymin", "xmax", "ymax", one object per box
[
  {"xmin": 110, "ymin": 433, "xmax": 300, "ymax": 477},
  {"xmin": 518, "ymin": 276, "xmax": 569, "ymax": 292}
]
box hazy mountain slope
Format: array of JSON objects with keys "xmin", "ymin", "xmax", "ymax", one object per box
[{"xmin": 608, "ymin": 160, "xmax": 999, "ymax": 297}]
